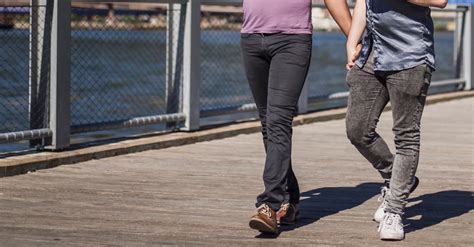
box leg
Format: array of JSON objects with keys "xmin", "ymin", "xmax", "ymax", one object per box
[
  {"xmin": 286, "ymin": 161, "xmax": 300, "ymax": 204},
  {"xmin": 242, "ymin": 34, "xmax": 301, "ymax": 210},
  {"xmin": 384, "ymin": 65, "xmax": 431, "ymax": 214},
  {"xmin": 240, "ymin": 34, "xmax": 270, "ymax": 150},
  {"xmin": 256, "ymin": 34, "xmax": 312, "ymax": 210},
  {"xmin": 345, "ymin": 66, "xmax": 393, "ymax": 181}
]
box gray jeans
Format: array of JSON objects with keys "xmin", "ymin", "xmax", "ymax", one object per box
[{"xmin": 345, "ymin": 64, "xmax": 432, "ymax": 214}]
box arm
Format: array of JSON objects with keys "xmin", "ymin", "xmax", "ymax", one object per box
[
  {"xmin": 407, "ymin": 0, "xmax": 448, "ymax": 8},
  {"xmin": 346, "ymin": 0, "xmax": 366, "ymax": 70},
  {"xmin": 324, "ymin": 0, "xmax": 352, "ymax": 37}
]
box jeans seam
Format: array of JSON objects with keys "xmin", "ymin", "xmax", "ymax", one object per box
[{"xmin": 408, "ymin": 97, "xmax": 423, "ymax": 191}]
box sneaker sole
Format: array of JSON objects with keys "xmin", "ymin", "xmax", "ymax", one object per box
[
  {"xmin": 249, "ymin": 218, "xmax": 278, "ymax": 233},
  {"xmin": 380, "ymin": 233, "xmax": 405, "ymax": 241}
]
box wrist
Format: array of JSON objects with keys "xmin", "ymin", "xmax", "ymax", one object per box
[{"xmin": 346, "ymin": 43, "xmax": 356, "ymax": 52}]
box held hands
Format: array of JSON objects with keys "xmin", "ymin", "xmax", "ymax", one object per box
[{"xmin": 346, "ymin": 43, "xmax": 362, "ymax": 70}]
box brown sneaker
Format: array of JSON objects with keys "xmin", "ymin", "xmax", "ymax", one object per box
[
  {"xmin": 249, "ymin": 204, "xmax": 278, "ymax": 233},
  {"xmin": 277, "ymin": 203, "xmax": 299, "ymax": 225}
]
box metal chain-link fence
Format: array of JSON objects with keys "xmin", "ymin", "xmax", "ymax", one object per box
[
  {"xmin": 200, "ymin": 11, "xmax": 253, "ymax": 112},
  {"xmin": 0, "ymin": 5, "xmax": 51, "ymax": 134},
  {"xmin": 70, "ymin": 6, "xmax": 179, "ymax": 128}
]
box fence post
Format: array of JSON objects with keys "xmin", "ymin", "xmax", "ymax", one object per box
[
  {"xmin": 166, "ymin": 3, "xmax": 186, "ymax": 128},
  {"xmin": 48, "ymin": 0, "xmax": 71, "ymax": 150},
  {"xmin": 297, "ymin": 81, "xmax": 309, "ymax": 114},
  {"xmin": 462, "ymin": 5, "xmax": 472, "ymax": 90},
  {"xmin": 181, "ymin": 0, "xmax": 201, "ymax": 131},
  {"xmin": 453, "ymin": 6, "xmax": 463, "ymax": 79},
  {"xmin": 29, "ymin": 0, "xmax": 52, "ymax": 148}
]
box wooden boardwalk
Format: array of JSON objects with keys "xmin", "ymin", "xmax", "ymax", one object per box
[{"xmin": 0, "ymin": 98, "xmax": 472, "ymax": 246}]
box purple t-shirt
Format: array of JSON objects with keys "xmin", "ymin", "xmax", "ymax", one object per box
[{"xmin": 241, "ymin": 0, "xmax": 312, "ymax": 34}]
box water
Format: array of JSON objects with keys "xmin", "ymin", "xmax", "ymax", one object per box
[{"xmin": 0, "ymin": 30, "xmax": 458, "ymax": 152}]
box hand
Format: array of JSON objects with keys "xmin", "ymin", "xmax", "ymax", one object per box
[
  {"xmin": 346, "ymin": 62, "xmax": 355, "ymax": 70},
  {"xmin": 353, "ymin": 43, "xmax": 362, "ymax": 61},
  {"xmin": 346, "ymin": 43, "xmax": 363, "ymax": 70}
]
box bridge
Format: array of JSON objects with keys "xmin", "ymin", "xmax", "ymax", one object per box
[{"xmin": 0, "ymin": 0, "xmax": 473, "ymax": 245}]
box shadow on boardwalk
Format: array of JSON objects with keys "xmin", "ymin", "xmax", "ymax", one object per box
[
  {"xmin": 257, "ymin": 182, "xmax": 381, "ymax": 238},
  {"xmin": 257, "ymin": 184, "xmax": 473, "ymax": 238},
  {"xmin": 405, "ymin": 190, "xmax": 474, "ymax": 233}
]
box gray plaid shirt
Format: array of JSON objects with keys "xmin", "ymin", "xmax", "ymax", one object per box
[{"xmin": 356, "ymin": 0, "xmax": 436, "ymax": 72}]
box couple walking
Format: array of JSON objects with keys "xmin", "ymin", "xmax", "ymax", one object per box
[{"xmin": 241, "ymin": 0, "xmax": 448, "ymax": 241}]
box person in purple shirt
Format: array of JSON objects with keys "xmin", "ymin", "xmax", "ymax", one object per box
[{"xmin": 241, "ymin": 0, "xmax": 312, "ymax": 234}]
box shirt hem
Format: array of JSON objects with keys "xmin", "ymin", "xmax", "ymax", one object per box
[
  {"xmin": 356, "ymin": 57, "xmax": 436, "ymax": 72},
  {"xmin": 373, "ymin": 61, "xmax": 435, "ymax": 72}
]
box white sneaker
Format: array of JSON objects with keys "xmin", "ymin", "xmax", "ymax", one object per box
[
  {"xmin": 378, "ymin": 213, "xmax": 405, "ymax": 241},
  {"xmin": 374, "ymin": 176, "xmax": 419, "ymax": 223},
  {"xmin": 373, "ymin": 186, "xmax": 389, "ymax": 223}
]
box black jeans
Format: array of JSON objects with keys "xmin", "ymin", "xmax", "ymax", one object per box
[
  {"xmin": 240, "ymin": 33, "xmax": 312, "ymax": 211},
  {"xmin": 345, "ymin": 64, "xmax": 432, "ymax": 214}
]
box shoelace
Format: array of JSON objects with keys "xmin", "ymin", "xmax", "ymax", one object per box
[
  {"xmin": 258, "ymin": 205, "xmax": 273, "ymax": 218},
  {"xmin": 379, "ymin": 213, "xmax": 404, "ymax": 232},
  {"xmin": 280, "ymin": 203, "xmax": 290, "ymax": 213},
  {"xmin": 377, "ymin": 186, "xmax": 389, "ymax": 202},
  {"xmin": 391, "ymin": 214, "xmax": 404, "ymax": 231}
]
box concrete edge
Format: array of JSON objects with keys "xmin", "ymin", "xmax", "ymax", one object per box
[{"xmin": 1, "ymin": 90, "xmax": 473, "ymax": 177}]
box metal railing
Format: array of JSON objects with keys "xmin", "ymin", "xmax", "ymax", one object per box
[{"xmin": 0, "ymin": 0, "xmax": 472, "ymax": 151}]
